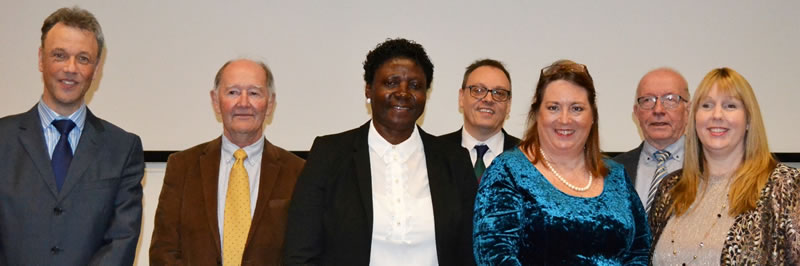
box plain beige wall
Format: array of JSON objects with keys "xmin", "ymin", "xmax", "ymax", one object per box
[{"xmin": 2, "ymin": 1, "xmax": 799, "ymax": 153}]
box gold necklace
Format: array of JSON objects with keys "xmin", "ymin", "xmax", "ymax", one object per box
[
  {"xmin": 668, "ymin": 176, "xmax": 732, "ymax": 265},
  {"xmin": 669, "ymin": 201, "xmax": 726, "ymax": 264}
]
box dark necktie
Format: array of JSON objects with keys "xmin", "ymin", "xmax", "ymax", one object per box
[
  {"xmin": 51, "ymin": 120, "xmax": 76, "ymax": 191},
  {"xmin": 474, "ymin": 144, "xmax": 489, "ymax": 181},
  {"xmin": 646, "ymin": 150, "xmax": 671, "ymax": 212}
]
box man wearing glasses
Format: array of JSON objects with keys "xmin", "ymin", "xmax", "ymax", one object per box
[
  {"xmin": 441, "ymin": 59, "xmax": 520, "ymax": 181},
  {"xmin": 613, "ymin": 68, "xmax": 690, "ymax": 210}
]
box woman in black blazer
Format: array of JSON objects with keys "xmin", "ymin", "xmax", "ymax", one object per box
[{"xmin": 284, "ymin": 38, "xmax": 477, "ymax": 266}]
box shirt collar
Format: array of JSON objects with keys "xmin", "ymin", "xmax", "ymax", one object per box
[
  {"xmin": 221, "ymin": 134, "xmax": 264, "ymax": 167},
  {"xmin": 368, "ymin": 120, "xmax": 423, "ymax": 164},
  {"xmin": 461, "ymin": 128, "xmax": 504, "ymax": 154},
  {"xmin": 37, "ymin": 99, "xmax": 87, "ymax": 132},
  {"xmin": 643, "ymin": 135, "xmax": 685, "ymax": 161}
]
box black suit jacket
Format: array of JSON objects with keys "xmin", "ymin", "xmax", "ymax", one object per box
[
  {"xmin": 284, "ymin": 122, "xmax": 477, "ymax": 265},
  {"xmin": 611, "ymin": 142, "xmax": 644, "ymax": 187},
  {"xmin": 0, "ymin": 105, "xmax": 144, "ymax": 265},
  {"xmin": 439, "ymin": 128, "xmax": 521, "ymax": 154}
]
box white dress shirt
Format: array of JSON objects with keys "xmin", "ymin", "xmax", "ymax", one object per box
[
  {"xmin": 216, "ymin": 135, "xmax": 264, "ymax": 247},
  {"xmin": 367, "ymin": 122, "xmax": 438, "ymax": 265},
  {"xmin": 38, "ymin": 100, "xmax": 87, "ymax": 158},
  {"xmin": 461, "ymin": 129, "xmax": 504, "ymax": 168},
  {"xmin": 635, "ymin": 136, "xmax": 685, "ymax": 204}
]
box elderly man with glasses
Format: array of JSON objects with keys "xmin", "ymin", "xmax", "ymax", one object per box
[
  {"xmin": 613, "ymin": 68, "xmax": 690, "ymax": 210},
  {"xmin": 441, "ymin": 59, "xmax": 520, "ymax": 181}
]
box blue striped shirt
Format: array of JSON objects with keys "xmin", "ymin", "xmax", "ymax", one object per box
[{"xmin": 37, "ymin": 100, "xmax": 87, "ymax": 158}]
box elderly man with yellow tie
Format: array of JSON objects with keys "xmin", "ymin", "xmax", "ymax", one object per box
[{"xmin": 150, "ymin": 58, "xmax": 305, "ymax": 265}]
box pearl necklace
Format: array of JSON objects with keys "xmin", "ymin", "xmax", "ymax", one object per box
[{"xmin": 539, "ymin": 148, "xmax": 592, "ymax": 192}]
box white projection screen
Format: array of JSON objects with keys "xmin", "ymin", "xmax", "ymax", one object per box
[{"xmin": 2, "ymin": 1, "xmax": 799, "ymax": 153}]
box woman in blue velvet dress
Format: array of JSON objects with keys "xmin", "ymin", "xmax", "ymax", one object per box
[{"xmin": 473, "ymin": 60, "xmax": 651, "ymax": 265}]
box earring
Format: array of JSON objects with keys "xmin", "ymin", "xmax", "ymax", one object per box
[{"xmin": 366, "ymin": 98, "xmax": 371, "ymax": 104}]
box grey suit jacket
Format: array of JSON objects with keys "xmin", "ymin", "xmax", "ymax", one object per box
[
  {"xmin": 611, "ymin": 142, "xmax": 644, "ymax": 187},
  {"xmin": 0, "ymin": 105, "xmax": 144, "ymax": 265}
]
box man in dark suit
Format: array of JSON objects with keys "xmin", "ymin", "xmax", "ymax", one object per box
[
  {"xmin": 0, "ymin": 7, "xmax": 144, "ymax": 265},
  {"xmin": 441, "ymin": 59, "xmax": 520, "ymax": 179},
  {"xmin": 150, "ymin": 59, "xmax": 305, "ymax": 265},
  {"xmin": 612, "ymin": 68, "xmax": 689, "ymax": 208}
]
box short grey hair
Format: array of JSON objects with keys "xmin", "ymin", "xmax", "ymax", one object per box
[{"xmin": 213, "ymin": 58, "xmax": 275, "ymax": 93}]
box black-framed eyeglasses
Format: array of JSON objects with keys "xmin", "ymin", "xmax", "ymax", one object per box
[
  {"xmin": 465, "ymin": 85, "xmax": 511, "ymax": 102},
  {"xmin": 636, "ymin": 94, "xmax": 688, "ymax": 110}
]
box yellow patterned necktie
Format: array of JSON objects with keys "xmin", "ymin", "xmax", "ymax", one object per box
[{"xmin": 223, "ymin": 149, "xmax": 251, "ymax": 265}]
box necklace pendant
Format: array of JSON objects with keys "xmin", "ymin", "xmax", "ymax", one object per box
[
  {"xmin": 673, "ymin": 250, "xmax": 677, "ymax": 255},
  {"xmin": 699, "ymin": 241, "xmax": 704, "ymax": 247}
]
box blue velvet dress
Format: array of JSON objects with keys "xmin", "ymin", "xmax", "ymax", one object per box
[{"xmin": 473, "ymin": 148, "xmax": 651, "ymax": 265}]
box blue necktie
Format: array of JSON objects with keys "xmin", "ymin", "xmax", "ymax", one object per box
[
  {"xmin": 51, "ymin": 120, "xmax": 76, "ymax": 191},
  {"xmin": 646, "ymin": 150, "xmax": 671, "ymax": 212},
  {"xmin": 474, "ymin": 144, "xmax": 489, "ymax": 181}
]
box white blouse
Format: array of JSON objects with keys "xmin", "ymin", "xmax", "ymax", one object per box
[{"xmin": 367, "ymin": 122, "xmax": 438, "ymax": 265}]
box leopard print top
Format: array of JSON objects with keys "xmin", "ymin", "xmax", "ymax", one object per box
[{"xmin": 648, "ymin": 163, "xmax": 800, "ymax": 265}]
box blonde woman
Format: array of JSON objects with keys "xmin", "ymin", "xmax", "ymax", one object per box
[{"xmin": 648, "ymin": 67, "xmax": 800, "ymax": 265}]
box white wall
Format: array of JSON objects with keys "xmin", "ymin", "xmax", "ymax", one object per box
[
  {"xmin": 134, "ymin": 163, "xmax": 165, "ymax": 266},
  {"xmin": 2, "ymin": 0, "xmax": 799, "ymax": 153}
]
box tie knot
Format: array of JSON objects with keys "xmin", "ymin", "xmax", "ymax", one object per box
[
  {"xmin": 654, "ymin": 150, "xmax": 670, "ymax": 162},
  {"xmin": 475, "ymin": 144, "xmax": 489, "ymax": 158},
  {"xmin": 52, "ymin": 119, "xmax": 76, "ymax": 136},
  {"xmin": 234, "ymin": 149, "xmax": 248, "ymax": 160}
]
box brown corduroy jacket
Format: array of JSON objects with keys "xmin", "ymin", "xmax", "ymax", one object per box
[{"xmin": 150, "ymin": 137, "xmax": 305, "ymax": 266}]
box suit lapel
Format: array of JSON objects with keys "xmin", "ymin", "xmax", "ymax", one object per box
[
  {"xmin": 420, "ymin": 128, "xmax": 454, "ymax": 256},
  {"xmin": 57, "ymin": 111, "xmax": 101, "ymax": 199},
  {"xmin": 627, "ymin": 143, "xmax": 644, "ymax": 186},
  {"xmin": 246, "ymin": 138, "xmax": 281, "ymax": 248},
  {"xmin": 199, "ymin": 138, "xmax": 223, "ymax": 255},
  {"xmin": 353, "ymin": 122, "xmax": 374, "ymax": 229},
  {"xmin": 17, "ymin": 106, "xmax": 59, "ymax": 198}
]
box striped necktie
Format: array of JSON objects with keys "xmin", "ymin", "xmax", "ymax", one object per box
[
  {"xmin": 646, "ymin": 150, "xmax": 671, "ymax": 212},
  {"xmin": 223, "ymin": 149, "xmax": 251, "ymax": 265}
]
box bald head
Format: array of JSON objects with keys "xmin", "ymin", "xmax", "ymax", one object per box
[
  {"xmin": 214, "ymin": 58, "xmax": 274, "ymax": 94},
  {"xmin": 634, "ymin": 68, "xmax": 690, "ymax": 150},
  {"xmin": 636, "ymin": 68, "xmax": 689, "ymax": 99}
]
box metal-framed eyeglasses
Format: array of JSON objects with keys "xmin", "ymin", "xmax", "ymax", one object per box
[
  {"xmin": 636, "ymin": 94, "xmax": 688, "ymax": 110},
  {"xmin": 465, "ymin": 85, "xmax": 511, "ymax": 102}
]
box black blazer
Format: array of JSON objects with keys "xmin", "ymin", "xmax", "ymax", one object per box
[
  {"xmin": 284, "ymin": 122, "xmax": 477, "ymax": 265},
  {"xmin": 439, "ymin": 128, "xmax": 521, "ymax": 154},
  {"xmin": 611, "ymin": 142, "xmax": 644, "ymax": 187}
]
